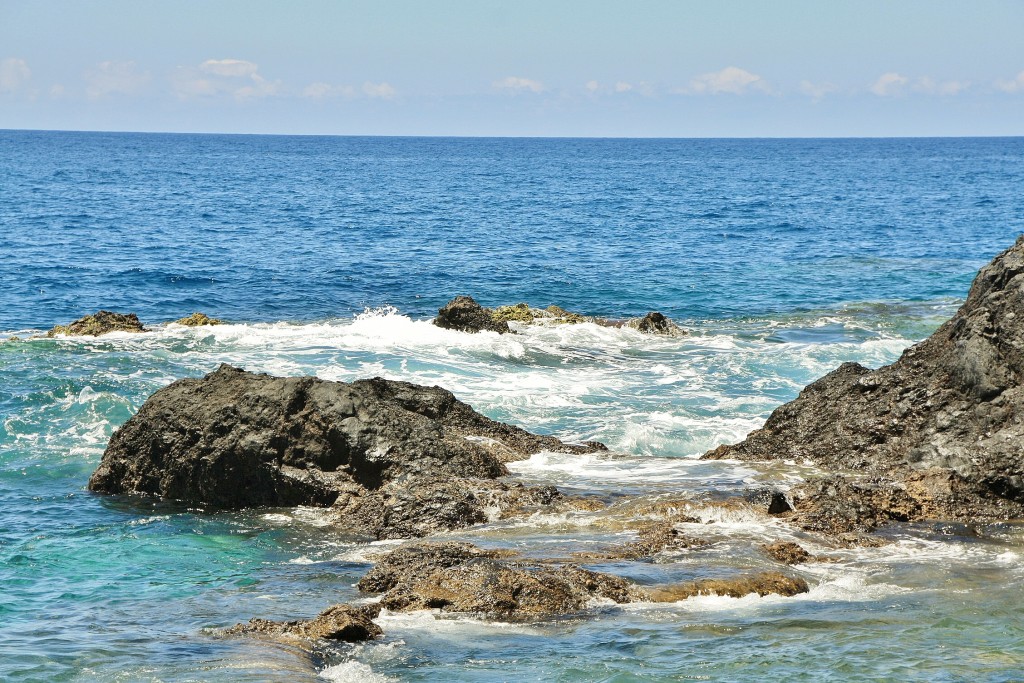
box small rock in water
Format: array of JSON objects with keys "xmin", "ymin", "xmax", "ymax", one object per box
[
  {"xmin": 625, "ymin": 311, "xmax": 687, "ymax": 337},
  {"xmin": 647, "ymin": 571, "xmax": 810, "ymax": 601},
  {"xmin": 47, "ymin": 310, "xmax": 146, "ymax": 337},
  {"xmin": 761, "ymin": 541, "xmax": 813, "ymax": 565},
  {"xmin": 225, "ymin": 604, "xmax": 382, "ymax": 644},
  {"xmin": 172, "ymin": 312, "xmax": 223, "ymax": 326},
  {"xmin": 434, "ymin": 295, "xmax": 510, "ymax": 334}
]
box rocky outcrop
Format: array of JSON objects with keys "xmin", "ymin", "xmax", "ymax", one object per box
[
  {"xmin": 89, "ymin": 365, "xmax": 604, "ymax": 537},
  {"xmin": 225, "ymin": 604, "xmax": 382, "ymax": 644},
  {"xmin": 705, "ymin": 237, "xmax": 1024, "ymax": 527},
  {"xmin": 648, "ymin": 572, "xmax": 810, "ymax": 601},
  {"xmin": 433, "ymin": 296, "xmax": 510, "ymax": 334},
  {"xmin": 48, "ymin": 311, "xmax": 146, "ymax": 336},
  {"xmin": 434, "ymin": 297, "xmax": 686, "ymax": 336},
  {"xmin": 625, "ymin": 311, "xmax": 687, "ymax": 337},
  {"xmin": 357, "ymin": 542, "xmax": 641, "ymax": 616},
  {"xmin": 173, "ymin": 312, "xmax": 223, "ymax": 326}
]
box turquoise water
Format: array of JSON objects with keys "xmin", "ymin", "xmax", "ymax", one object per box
[{"xmin": 2, "ymin": 133, "xmax": 1024, "ymax": 681}]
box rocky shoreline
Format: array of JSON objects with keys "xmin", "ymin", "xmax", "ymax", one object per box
[{"xmin": 79, "ymin": 237, "xmax": 1024, "ymax": 653}]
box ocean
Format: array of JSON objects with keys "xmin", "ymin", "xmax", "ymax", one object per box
[{"xmin": 1, "ymin": 131, "xmax": 1023, "ymax": 682}]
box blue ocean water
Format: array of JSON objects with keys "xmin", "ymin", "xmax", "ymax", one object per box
[{"xmin": 2, "ymin": 132, "xmax": 1024, "ymax": 682}]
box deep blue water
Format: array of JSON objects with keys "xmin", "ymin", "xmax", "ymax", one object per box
[
  {"xmin": 3, "ymin": 132, "xmax": 1023, "ymax": 329},
  {"xmin": 2, "ymin": 132, "xmax": 1024, "ymax": 682}
]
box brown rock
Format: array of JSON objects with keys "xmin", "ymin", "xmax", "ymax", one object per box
[
  {"xmin": 648, "ymin": 572, "xmax": 810, "ymax": 602},
  {"xmin": 434, "ymin": 296, "xmax": 510, "ymax": 334},
  {"xmin": 48, "ymin": 310, "xmax": 146, "ymax": 337},
  {"xmin": 225, "ymin": 604, "xmax": 382, "ymax": 644},
  {"xmin": 761, "ymin": 541, "xmax": 813, "ymax": 565}
]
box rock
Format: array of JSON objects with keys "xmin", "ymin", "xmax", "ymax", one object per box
[
  {"xmin": 434, "ymin": 296, "xmax": 509, "ymax": 334},
  {"xmin": 705, "ymin": 237, "xmax": 1024, "ymax": 525},
  {"xmin": 574, "ymin": 521, "xmax": 707, "ymax": 560},
  {"xmin": 225, "ymin": 604, "xmax": 382, "ymax": 644},
  {"xmin": 647, "ymin": 572, "xmax": 810, "ymax": 602},
  {"xmin": 357, "ymin": 541, "xmax": 641, "ymax": 616},
  {"xmin": 745, "ymin": 486, "xmax": 793, "ymax": 514},
  {"xmin": 173, "ymin": 312, "xmax": 223, "ymax": 326},
  {"xmin": 761, "ymin": 541, "xmax": 813, "ymax": 565},
  {"xmin": 47, "ymin": 310, "xmax": 146, "ymax": 337},
  {"xmin": 89, "ymin": 365, "xmax": 604, "ymax": 538},
  {"xmin": 491, "ymin": 303, "xmax": 542, "ymax": 324},
  {"xmin": 625, "ymin": 312, "xmax": 687, "ymax": 337}
]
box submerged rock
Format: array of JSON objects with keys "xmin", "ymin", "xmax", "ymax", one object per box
[
  {"xmin": 647, "ymin": 572, "xmax": 810, "ymax": 601},
  {"xmin": 574, "ymin": 521, "xmax": 707, "ymax": 560},
  {"xmin": 173, "ymin": 312, "xmax": 223, "ymax": 326},
  {"xmin": 89, "ymin": 365, "xmax": 604, "ymax": 537},
  {"xmin": 47, "ymin": 310, "xmax": 146, "ymax": 337},
  {"xmin": 225, "ymin": 604, "xmax": 382, "ymax": 644},
  {"xmin": 357, "ymin": 541, "xmax": 641, "ymax": 616},
  {"xmin": 434, "ymin": 296, "xmax": 510, "ymax": 334},
  {"xmin": 705, "ymin": 237, "xmax": 1024, "ymax": 526}
]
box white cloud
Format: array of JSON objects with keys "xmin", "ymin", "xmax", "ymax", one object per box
[
  {"xmin": 84, "ymin": 61, "xmax": 151, "ymax": 99},
  {"xmin": 614, "ymin": 81, "xmax": 633, "ymax": 93},
  {"xmin": 174, "ymin": 58, "xmax": 280, "ymax": 100},
  {"xmin": 493, "ymin": 76, "xmax": 544, "ymax": 93},
  {"xmin": 0, "ymin": 57, "xmax": 31, "ymax": 93},
  {"xmin": 870, "ymin": 72, "xmax": 908, "ymax": 96},
  {"xmin": 49, "ymin": 83, "xmax": 65, "ymax": 98},
  {"xmin": 686, "ymin": 66, "xmax": 768, "ymax": 95},
  {"xmin": 913, "ymin": 76, "xmax": 970, "ymax": 95},
  {"xmin": 585, "ymin": 80, "xmax": 600, "ymax": 92},
  {"xmin": 302, "ymin": 82, "xmax": 356, "ymax": 99},
  {"xmin": 200, "ymin": 59, "xmax": 259, "ymax": 78},
  {"xmin": 799, "ymin": 80, "xmax": 838, "ymax": 101},
  {"xmin": 996, "ymin": 70, "xmax": 1024, "ymax": 93},
  {"xmin": 362, "ymin": 81, "xmax": 396, "ymax": 99}
]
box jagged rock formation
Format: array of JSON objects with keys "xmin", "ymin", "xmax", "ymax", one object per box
[
  {"xmin": 624, "ymin": 311, "xmax": 688, "ymax": 337},
  {"xmin": 48, "ymin": 311, "xmax": 146, "ymax": 336},
  {"xmin": 706, "ymin": 237, "xmax": 1024, "ymax": 529},
  {"xmin": 647, "ymin": 572, "xmax": 810, "ymax": 601},
  {"xmin": 89, "ymin": 364, "xmax": 604, "ymax": 537}
]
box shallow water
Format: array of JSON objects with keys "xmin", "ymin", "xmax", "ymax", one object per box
[{"xmin": 2, "ymin": 133, "xmax": 1024, "ymax": 681}]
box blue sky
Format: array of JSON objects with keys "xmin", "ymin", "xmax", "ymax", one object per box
[{"xmin": 1, "ymin": 0, "xmax": 1023, "ymax": 136}]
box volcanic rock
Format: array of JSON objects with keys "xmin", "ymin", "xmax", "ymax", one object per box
[
  {"xmin": 173, "ymin": 312, "xmax": 223, "ymax": 326},
  {"xmin": 625, "ymin": 311, "xmax": 687, "ymax": 337},
  {"xmin": 434, "ymin": 296, "xmax": 510, "ymax": 334},
  {"xmin": 89, "ymin": 365, "xmax": 604, "ymax": 537},
  {"xmin": 761, "ymin": 541, "xmax": 813, "ymax": 565},
  {"xmin": 225, "ymin": 604, "xmax": 382, "ymax": 644},
  {"xmin": 647, "ymin": 572, "xmax": 810, "ymax": 601},
  {"xmin": 48, "ymin": 310, "xmax": 146, "ymax": 337},
  {"xmin": 357, "ymin": 541, "xmax": 641, "ymax": 616},
  {"xmin": 705, "ymin": 237, "xmax": 1024, "ymax": 525}
]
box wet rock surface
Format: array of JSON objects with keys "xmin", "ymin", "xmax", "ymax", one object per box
[
  {"xmin": 648, "ymin": 572, "xmax": 810, "ymax": 601},
  {"xmin": 173, "ymin": 312, "xmax": 223, "ymax": 326},
  {"xmin": 48, "ymin": 310, "xmax": 146, "ymax": 336},
  {"xmin": 706, "ymin": 237, "xmax": 1024, "ymax": 527},
  {"xmin": 761, "ymin": 541, "xmax": 813, "ymax": 565},
  {"xmin": 357, "ymin": 541, "xmax": 641, "ymax": 616},
  {"xmin": 225, "ymin": 604, "xmax": 382, "ymax": 644},
  {"xmin": 433, "ymin": 296, "xmax": 510, "ymax": 334},
  {"xmin": 88, "ymin": 365, "xmax": 604, "ymax": 537},
  {"xmin": 624, "ymin": 311, "xmax": 688, "ymax": 337}
]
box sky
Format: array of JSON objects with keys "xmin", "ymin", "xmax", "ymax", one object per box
[{"xmin": 1, "ymin": 0, "xmax": 1023, "ymax": 137}]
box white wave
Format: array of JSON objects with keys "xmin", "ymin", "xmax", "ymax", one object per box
[
  {"xmin": 374, "ymin": 608, "xmax": 546, "ymax": 635},
  {"xmin": 319, "ymin": 661, "xmax": 393, "ymax": 683}
]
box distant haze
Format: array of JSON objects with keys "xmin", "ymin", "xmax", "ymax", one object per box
[{"xmin": 1, "ymin": 0, "xmax": 1022, "ymax": 136}]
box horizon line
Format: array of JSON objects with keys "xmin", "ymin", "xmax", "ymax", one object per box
[{"xmin": 3, "ymin": 127, "xmax": 1023, "ymax": 141}]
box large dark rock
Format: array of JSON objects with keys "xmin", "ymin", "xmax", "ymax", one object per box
[
  {"xmin": 357, "ymin": 541, "xmax": 640, "ymax": 616},
  {"xmin": 89, "ymin": 365, "xmax": 605, "ymax": 536},
  {"xmin": 48, "ymin": 310, "xmax": 146, "ymax": 336},
  {"xmin": 705, "ymin": 237, "xmax": 1024, "ymax": 525},
  {"xmin": 434, "ymin": 296, "xmax": 510, "ymax": 334}
]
